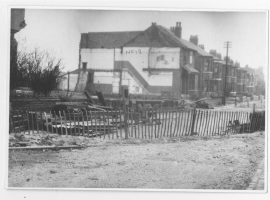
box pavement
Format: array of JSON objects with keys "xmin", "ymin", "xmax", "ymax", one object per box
[{"xmin": 247, "ymin": 160, "xmax": 265, "ymax": 190}]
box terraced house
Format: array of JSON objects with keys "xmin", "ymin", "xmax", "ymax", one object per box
[
  {"xmin": 186, "ymin": 35, "xmax": 213, "ymax": 98},
  {"xmin": 209, "ymin": 50, "xmax": 225, "ymax": 97},
  {"xmin": 243, "ymin": 66, "xmax": 256, "ymax": 95}
]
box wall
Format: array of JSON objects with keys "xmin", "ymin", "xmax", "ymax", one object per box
[
  {"xmin": 76, "ymin": 70, "xmax": 88, "ymax": 92},
  {"xmin": 149, "ymin": 48, "xmax": 180, "ymax": 69},
  {"xmin": 81, "ymin": 49, "xmax": 114, "ymax": 70},
  {"xmin": 79, "ymin": 47, "xmax": 181, "ymax": 95},
  {"xmin": 122, "ymin": 71, "xmax": 144, "ymax": 94},
  {"xmin": 94, "ymin": 72, "xmax": 119, "ymax": 94},
  {"xmin": 115, "ymin": 47, "xmax": 149, "ymax": 82},
  {"xmin": 58, "ymin": 73, "xmax": 79, "ymax": 91},
  {"xmin": 116, "ymin": 47, "xmax": 180, "ymax": 87}
]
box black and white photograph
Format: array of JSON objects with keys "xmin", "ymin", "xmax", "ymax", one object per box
[{"xmin": 5, "ymin": 6, "xmax": 267, "ymax": 192}]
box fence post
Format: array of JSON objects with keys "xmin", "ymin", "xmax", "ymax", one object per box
[
  {"xmin": 190, "ymin": 108, "xmax": 197, "ymax": 135},
  {"xmin": 253, "ymin": 103, "xmax": 256, "ymax": 113},
  {"xmin": 44, "ymin": 112, "xmax": 49, "ymax": 133},
  {"xmin": 123, "ymin": 100, "xmax": 129, "ymax": 139}
]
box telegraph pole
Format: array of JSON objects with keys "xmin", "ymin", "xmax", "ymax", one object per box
[{"xmin": 222, "ymin": 41, "xmax": 232, "ymax": 105}]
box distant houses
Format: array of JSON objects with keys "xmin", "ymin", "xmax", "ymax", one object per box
[{"xmin": 59, "ymin": 22, "xmax": 263, "ymax": 99}]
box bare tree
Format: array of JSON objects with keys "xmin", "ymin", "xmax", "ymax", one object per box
[{"xmin": 15, "ymin": 48, "xmax": 63, "ymax": 96}]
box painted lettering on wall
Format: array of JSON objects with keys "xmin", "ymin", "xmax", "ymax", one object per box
[{"xmin": 125, "ymin": 49, "xmax": 142, "ymax": 55}]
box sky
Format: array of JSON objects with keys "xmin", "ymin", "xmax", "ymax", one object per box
[{"xmin": 16, "ymin": 9, "xmax": 267, "ymax": 72}]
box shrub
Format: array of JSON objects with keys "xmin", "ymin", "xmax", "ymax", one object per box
[{"xmin": 16, "ymin": 49, "xmax": 63, "ymax": 96}]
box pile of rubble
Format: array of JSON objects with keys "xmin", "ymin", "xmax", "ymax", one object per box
[{"xmin": 9, "ymin": 132, "xmax": 100, "ymax": 148}]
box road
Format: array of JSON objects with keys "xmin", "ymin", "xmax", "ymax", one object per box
[{"xmin": 8, "ymin": 131, "xmax": 264, "ymax": 189}]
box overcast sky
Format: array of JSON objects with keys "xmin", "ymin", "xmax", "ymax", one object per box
[{"xmin": 16, "ymin": 9, "xmax": 267, "ymax": 72}]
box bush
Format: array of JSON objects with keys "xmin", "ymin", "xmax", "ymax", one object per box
[{"xmin": 16, "ymin": 49, "xmax": 63, "ymax": 96}]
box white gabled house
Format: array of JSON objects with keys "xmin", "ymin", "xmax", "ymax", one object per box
[{"xmin": 59, "ymin": 22, "xmax": 212, "ymax": 98}]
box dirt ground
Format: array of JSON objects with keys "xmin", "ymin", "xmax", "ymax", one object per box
[{"xmin": 8, "ymin": 131, "xmax": 264, "ymax": 190}]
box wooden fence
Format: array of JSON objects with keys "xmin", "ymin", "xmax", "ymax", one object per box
[{"xmin": 9, "ymin": 108, "xmax": 265, "ymax": 139}]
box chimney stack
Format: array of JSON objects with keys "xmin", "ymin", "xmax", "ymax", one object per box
[
  {"xmin": 173, "ymin": 22, "xmax": 182, "ymax": 38},
  {"xmin": 189, "ymin": 35, "xmax": 199, "ymax": 45}
]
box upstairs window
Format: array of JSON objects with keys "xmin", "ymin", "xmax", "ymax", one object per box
[
  {"xmin": 189, "ymin": 51, "xmax": 193, "ymax": 64},
  {"xmin": 204, "ymin": 60, "xmax": 209, "ymax": 72}
]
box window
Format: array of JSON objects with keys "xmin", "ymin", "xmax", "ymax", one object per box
[
  {"xmin": 204, "ymin": 60, "xmax": 209, "ymax": 71},
  {"xmin": 82, "ymin": 62, "xmax": 87, "ymax": 70},
  {"xmin": 189, "ymin": 51, "xmax": 193, "ymax": 64}
]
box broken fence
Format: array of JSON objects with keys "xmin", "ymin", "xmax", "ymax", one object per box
[{"xmin": 9, "ymin": 109, "xmax": 265, "ymax": 139}]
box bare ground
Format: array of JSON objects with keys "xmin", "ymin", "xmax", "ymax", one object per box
[{"xmin": 8, "ymin": 131, "xmax": 265, "ymax": 190}]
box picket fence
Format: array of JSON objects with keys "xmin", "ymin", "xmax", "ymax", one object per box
[{"xmin": 9, "ymin": 108, "xmax": 265, "ymax": 139}]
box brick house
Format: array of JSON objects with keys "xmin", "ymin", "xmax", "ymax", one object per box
[
  {"xmin": 186, "ymin": 35, "xmax": 214, "ymax": 98},
  {"xmin": 209, "ymin": 50, "xmax": 224, "ymax": 97},
  {"xmin": 236, "ymin": 67, "xmax": 247, "ymax": 95},
  {"xmin": 244, "ymin": 65, "xmax": 256, "ymax": 95}
]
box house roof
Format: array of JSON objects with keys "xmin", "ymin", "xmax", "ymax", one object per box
[
  {"xmin": 124, "ymin": 24, "xmax": 186, "ymax": 48},
  {"xmin": 177, "ymin": 38, "xmax": 212, "ymax": 57},
  {"xmin": 80, "ymin": 23, "xmax": 213, "ymax": 57},
  {"xmin": 125, "ymin": 24, "xmax": 212, "ymax": 57},
  {"xmin": 80, "ymin": 31, "xmax": 141, "ymax": 49}
]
